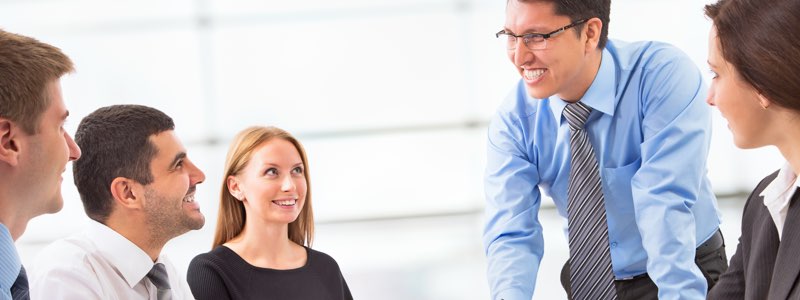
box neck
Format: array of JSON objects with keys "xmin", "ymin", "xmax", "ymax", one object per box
[
  {"xmin": 105, "ymin": 215, "xmax": 165, "ymax": 262},
  {"xmin": 558, "ymin": 49, "xmax": 603, "ymax": 102},
  {"xmin": 0, "ymin": 190, "xmax": 32, "ymax": 241},
  {"xmin": 226, "ymin": 219, "xmax": 302, "ymax": 269},
  {"xmin": 772, "ymin": 110, "xmax": 800, "ymax": 177}
]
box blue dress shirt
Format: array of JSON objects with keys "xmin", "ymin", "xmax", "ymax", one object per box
[
  {"xmin": 0, "ymin": 223, "xmax": 21, "ymax": 300},
  {"xmin": 483, "ymin": 40, "xmax": 721, "ymax": 300}
]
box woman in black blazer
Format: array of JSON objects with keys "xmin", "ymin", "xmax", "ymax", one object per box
[{"xmin": 705, "ymin": 0, "xmax": 800, "ymax": 299}]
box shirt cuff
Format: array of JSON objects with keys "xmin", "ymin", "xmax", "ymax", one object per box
[{"xmin": 495, "ymin": 288, "xmax": 531, "ymax": 300}]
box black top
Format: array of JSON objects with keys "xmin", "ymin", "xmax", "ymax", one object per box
[{"xmin": 187, "ymin": 246, "xmax": 353, "ymax": 300}]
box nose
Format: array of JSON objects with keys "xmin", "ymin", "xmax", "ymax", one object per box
[
  {"xmin": 706, "ymin": 85, "xmax": 716, "ymax": 107},
  {"xmin": 281, "ymin": 174, "xmax": 296, "ymax": 192},
  {"xmin": 65, "ymin": 132, "xmax": 81, "ymax": 161},
  {"xmin": 187, "ymin": 159, "xmax": 206, "ymax": 185},
  {"xmin": 512, "ymin": 39, "xmax": 532, "ymax": 67}
]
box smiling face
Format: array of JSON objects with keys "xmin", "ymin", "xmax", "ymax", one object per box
[
  {"xmin": 504, "ymin": 0, "xmax": 600, "ymax": 101},
  {"xmin": 229, "ymin": 138, "xmax": 307, "ymax": 226},
  {"xmin": 140, "ymin": 130, "xmax": 206, "ymax": 237},
  {"xmin": 706, "ymin": 26, "xmax": 776, "ymax": 149},
  {"xmin": 18, "ymin": 80, "xmax": 81, "ymax": 216}
]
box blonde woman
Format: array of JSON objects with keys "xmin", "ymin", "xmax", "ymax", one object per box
[{"xmin": 188, "ymin": 126, "xmax": 352, "ymax": 299}]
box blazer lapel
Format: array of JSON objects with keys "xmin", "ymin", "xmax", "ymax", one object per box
[{"xmin": 768, "ymin": 189, "xmax": 800, "ymax": 299}]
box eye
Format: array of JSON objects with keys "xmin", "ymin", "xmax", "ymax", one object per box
[
  {"xmin": 265, "ymin": 168, "xmax": 278, "ymax": 176},
  {"xmin": 709, "ymin": 69, "xmax": 718, "ymax": 80},
  {"xmin": 175, "ymin": 159, "xmax": 184, "ymax": 169},
  {"xmin": 291, "ymin": 166, "xmax": 304, "ymax": 175}
]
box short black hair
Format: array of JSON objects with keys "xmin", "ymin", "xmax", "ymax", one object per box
[
  {"xmin": 73, "ymin": 105, "xmax": 174, "ymax": 223},
  {"xmin": 512, "ymin": 0, "xmax": 611, "ymax": 49}
]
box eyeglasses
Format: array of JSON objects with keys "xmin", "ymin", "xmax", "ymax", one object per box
[{"xmin": 496, "ymin": 19, "xmax": 589, "ymax": 50}]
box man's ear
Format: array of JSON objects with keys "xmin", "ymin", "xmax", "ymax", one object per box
[
  {"xmin": 584, "ymin": 17, "xmax": 603, "ymax": 53},
  {"xmin": 110, "ymin": 177, "xmax": 143, "ymax": 209},
  {"xmin": 0, "ymin": 118, "xmax": 21, "ymax": 167}
]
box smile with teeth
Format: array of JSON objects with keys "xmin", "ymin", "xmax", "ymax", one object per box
[
  {"xmin": 273, "ymin": 199, "xmax": 297, "ymax": 206},
  {"xmin": 523, "ymin": 69, "xmax": 546, "ymax": 80},
  {"xmin": 183, "ymin": 194, "xmax": 195, "ymax": 203}
]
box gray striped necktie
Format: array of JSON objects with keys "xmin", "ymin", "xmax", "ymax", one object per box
[
  {"xmin": 146, "ymin": 263, "xmax": 172, "ymax": 300},
  {"xmin": 563, "ymin": 102, "xmax": 617, "ymax": 300},
  {"xmin": 10, "ymin": 266, "xmax": 29, "ymax": 300}
]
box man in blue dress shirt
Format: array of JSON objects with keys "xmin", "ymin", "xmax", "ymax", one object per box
[
  {"xmin": 483, "ymin": 1, "xmax": 726, "ymax": 299},
  {"xmin": 0, "ymin": 30, "xmax": 81, "ymax": 300}
]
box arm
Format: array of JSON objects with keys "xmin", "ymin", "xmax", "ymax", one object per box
[
  {"xmin": 632, "ymin": 46, "xmax": 712, "ymax": 300},
  {"xmin": 187, "ymin": 255, "xmax": 233, "ymax": 300},
  {"xmin": 483, "ymin": 110, "xmax": 544, "ymax": 300}
]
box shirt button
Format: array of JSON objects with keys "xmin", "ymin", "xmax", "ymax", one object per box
[{"xmin": 610, "ymin": 242, "xmax": 618, "ymax": 248}]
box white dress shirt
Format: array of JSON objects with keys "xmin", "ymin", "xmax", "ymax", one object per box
[
  {"xmin": 760, "ymin": 162, "xmax": 800, "ymax": 240},
  {"xmin": 29, "ymin": 220, "xmax": 193, "ymax": 300}
]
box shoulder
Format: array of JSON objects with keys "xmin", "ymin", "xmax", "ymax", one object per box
[
  {"xmin": 30, "ymin": 235, "xmax": 105, "ymax": 293},
  {"xmin": 307, "ymin": 248, "xmax": 344, "ymax": 273},
  {"xmin": 743, "ymin": 170, "xmax": 780, "ymax": 212},
  {"xmin": 493, "ymin": 80, "xmax": 541, "ymax": 123},
  {"xmin": 608, "ymin": 39, "xmax": 695, "ymax": 71},
  {"xmin": 33, "ymin": 234, "xmax": 97, "ymax": 273},
  {"xmin": 189, "ymin": 246, "xmax": 238, "ymax": 271}
]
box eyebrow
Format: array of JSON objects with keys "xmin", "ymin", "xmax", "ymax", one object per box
[
  {"xmin": 261, "ymin": 162, "xmax": 304, "ymax": 168},
  {"xmin": 170, "ymin": 152, "xmax": 187, "ymax": 169},
  {"xmin": 707, "ymin": 60, "xmax": 718, "ymax": 68}
]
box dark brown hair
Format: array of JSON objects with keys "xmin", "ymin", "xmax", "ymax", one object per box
[
  {"xmin": 513, "ymin": 0, "xmax": 611, "ymax": 49},
  {"xmin": 706, "ymin": 0, "xmax": 800, "ymax": 112},
  {"xmin": 0, "ymin": 29, "xmax": 74, "ymax": 134},
  {"xmin": 73, "ymin": 105, "xmax": 175, "ymax": 223},
  {"xmin": 213, "ymin": 126, "xmax": 314, "ymax": 248}
]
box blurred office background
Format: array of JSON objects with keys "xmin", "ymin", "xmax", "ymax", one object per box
[{"xmin": 1, "ymin": 0, "xmax": 783, "ymax": 299}]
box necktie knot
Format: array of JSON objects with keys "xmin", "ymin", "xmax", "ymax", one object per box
[
  {"xmin": 147, "ymin": 263, "xmax": 172, "ymax": 300},
  {"xmin": 563, "ymin": 101, "xmax": 592, "ymax": 131}
]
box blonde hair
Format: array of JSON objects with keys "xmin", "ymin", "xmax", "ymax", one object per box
[{"xmin": 212, "ymin": 126, "xmax": 314, "ymax": 248}]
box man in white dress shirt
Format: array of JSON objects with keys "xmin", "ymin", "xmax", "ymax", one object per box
[{"xmin": 30, "ymin": 105, "xmax": 206, "ymax": 300}]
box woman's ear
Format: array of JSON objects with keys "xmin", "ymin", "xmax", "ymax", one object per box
[
  {"xmin": 110, "ymin": 177, "xmax": 142, "ymax": 209},
  {"xmin": 227, "ymin": 175, "xmax": 244, "ymax": 201},
  {"xmin": 757, "ymin": 93, "xmax": 771, "ymax": 110}
]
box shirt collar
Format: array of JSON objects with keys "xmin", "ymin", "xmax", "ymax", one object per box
[
  {"xmin": 0, "ymin": 223, "xmax": 20, "ymax": 291},
  {"xmin": 760, "ymin": 162, "xmax": 800, "ymax": 206},
  {"xmin": 549, "ymin": 48, "xmax": 617, "ymax": 121},
  {"xmin": 85, "ymin": 220, "xmax": 161, "ymax": 289}
]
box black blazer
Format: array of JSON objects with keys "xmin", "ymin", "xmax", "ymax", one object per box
[{"xmin": 708, "ymin": 171, "xmax": 800, "ymax": 300}]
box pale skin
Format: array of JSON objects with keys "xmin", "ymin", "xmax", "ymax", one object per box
[
  {"xmin": 505, "ymin": 0, "xmax": 603, "ymax": 102},
  {"xmin": 0, "ymin": 79, "xmax": 81, "ymax": 240},
  {"xmin": 105, "ymin": 131, "xmax": 205, "ymax": 261},
  {"xmin": 225, "ymin": 138, "xmax": 308, "ymax": 270},
  {"xmin": 706, "ymin": 26, "xmax": 800, "ymax": 176}
]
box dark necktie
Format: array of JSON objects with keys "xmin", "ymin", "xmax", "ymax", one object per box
[
  {"xmin": 10, "ymin": 266, "xmax": 29, "ymax": 300},
  {"xmin": 146, "ymin": 263, "xmax": 172, "ymax": 300},
  {"xmin": 564, "ymin": 102, "xmax": 617, "ymax": 300}
]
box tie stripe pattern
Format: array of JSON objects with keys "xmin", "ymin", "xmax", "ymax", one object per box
[
  {"xmin": 10, "ymin": 266, "xmax": 29, "ymax": 300},
  {"xmin": 564, "ymin": 102, "xmax": 617, "ymax": 300},
  {"xmin": 147, "ymin": 263, "xmax": 172, "ymax": 300}
]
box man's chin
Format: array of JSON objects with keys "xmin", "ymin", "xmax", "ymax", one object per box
[
  {"xmin": 186, "ymin": 214, "xmax": 205, "ymax": 230},
  {"xmin": 45, "ymin": 195, "xmax": 65, "ymax": 214}
]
